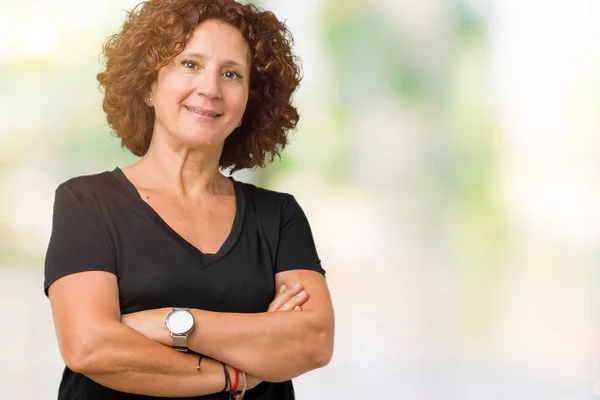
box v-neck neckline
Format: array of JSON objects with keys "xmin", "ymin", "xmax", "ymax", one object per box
[{"xmin": 110, "ymin": 166, "xmax": 245, "ymax": 268}]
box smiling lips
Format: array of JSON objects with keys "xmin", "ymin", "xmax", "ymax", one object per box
[{"xmin": 184, "ymin": 105, "xmax": 223, "ymax": 119}]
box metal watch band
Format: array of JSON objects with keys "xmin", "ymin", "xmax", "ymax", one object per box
[{"xmin": 172, "ymin": 334, "xmax": 188, "ymax": 352}]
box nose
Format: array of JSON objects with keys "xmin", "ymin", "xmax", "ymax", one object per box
[{"xmin": 194, "ymin": 65, "xmax": 222, "ymax": 99}]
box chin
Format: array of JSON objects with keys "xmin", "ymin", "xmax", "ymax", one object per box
[{"xmin": 177, "ymin": 130, "xmax": 222, "ymax": 148}]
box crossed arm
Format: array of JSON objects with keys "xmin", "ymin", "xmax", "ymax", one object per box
[{"xmin": 48, "ymin": 268, "xmax": 334, "ymax": 397}]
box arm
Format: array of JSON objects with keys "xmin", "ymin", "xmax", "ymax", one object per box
[
  {"xmin": 123, "ymin": 269, "xmax": 335, "ymax": 382},
  {"xmin": 48, "ymin": 271, "xmax": 230, "ymax": 397},
  {"xmin": 192, "ymin": 269, "xmax": 334, "ymax": 382},
  {"xmin": 123, "ymin": 195, "xmax": 334, "ymax": 382}
]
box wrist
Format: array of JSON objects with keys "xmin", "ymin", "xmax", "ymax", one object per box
[
  {"xmin": 165, "ymin": 307, "xmax": 195, "ymax": 351},
  {"xmin": 156, "ymin": 308, "xmax": 173, "ymax": 345},
  {"xmin": 226, "ymin": 365, "xmax": 235, "ymax": 391},
  {"xmin": 195, "ymin": 356, "xmax": 233, "ymax": 395}
]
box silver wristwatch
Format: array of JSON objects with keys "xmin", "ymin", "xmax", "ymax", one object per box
[{"xmin": 164, "ymin": 307, "xmax": 195, "ymax": 352}]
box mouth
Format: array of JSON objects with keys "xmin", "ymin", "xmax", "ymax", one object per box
[{"xmin": 183, "ymin": 105, "xmax": 223, "ymax": 119}]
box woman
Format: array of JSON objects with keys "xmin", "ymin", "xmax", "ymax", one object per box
[{"xmin": 43, "ymin": 0, "xmax": 334, "ymax": 398}]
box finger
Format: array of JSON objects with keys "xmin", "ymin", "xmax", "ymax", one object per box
[
  {"xmin": 277, "ymin": 284, "xmax": 303, "ymax": 302},
  {"xmin": 294, "ymin": 306, "xmax": 302, "ymax": 311},
  {"xmin": 278, "ymin": 290, "xmax": 308, "ymax": 311},
  {"xmin": 267, "ymin": 283, "xmax": 303, "ymax": 312},
  {"xmin": 268, "ymin": 286, "xmax": 301, "ymax": 312},
  {"xmin": 278, "ymin": 285, "xmax": 287, "ymax": 294},
  {"xmin": 279, "ymin": 291, "xmax": 308, "ymax": 311}
]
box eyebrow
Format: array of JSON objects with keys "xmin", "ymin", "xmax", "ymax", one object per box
[{"xmin": 181, "ymin": 52, "xmax": 247, "ymax": 69}]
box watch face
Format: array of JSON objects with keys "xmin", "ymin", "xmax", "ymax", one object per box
[{"xmin": 166, "ymin": 310, "xmax": 194, "ymax": 335}]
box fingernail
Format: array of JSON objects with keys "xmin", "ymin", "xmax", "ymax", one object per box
[
  {"xmin": 298, "ymin": 290, "xmax": 306, "ymax": 297},
  {"xmin": 293, "ymin": 282, "xmax": 301, "ymax": 288},
  {"xmin": 279, "ymin": 285, "xmax": 286, "ymax": 293}
]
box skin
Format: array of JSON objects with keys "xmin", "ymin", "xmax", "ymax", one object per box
[{"xmin": 48, "ymin": 19, "xmax": 334, "ymax": 397}]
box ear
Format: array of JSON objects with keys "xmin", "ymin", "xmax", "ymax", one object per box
[
  {"xmin": 145, "ymin": 83, "xmax": 157, "ymax": 107},
  {"xmin": 144, "ymin": 93, "xmax": 154, "ymax": 107}
]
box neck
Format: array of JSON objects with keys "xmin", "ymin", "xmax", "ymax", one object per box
[{"xmin": 134, "ymin": 130, "xmax": 230, "ymax": 200}]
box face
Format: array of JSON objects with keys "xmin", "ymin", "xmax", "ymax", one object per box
[{"xmin": 149, "ymin": 19, "xmax": 251, "ymax": 150}]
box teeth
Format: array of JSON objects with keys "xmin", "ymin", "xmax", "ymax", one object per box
[{"xmin": 186, "ymin": 106, "xmax": 219, "ymax": 117}]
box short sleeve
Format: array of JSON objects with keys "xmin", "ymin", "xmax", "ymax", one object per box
[
  {"xmin": 43, "ymin": 184, "xmax": 117, "ymax": 296},
  {"xmin": 275, "ymin": 195, "xmax": 325, "ymax": 275}
]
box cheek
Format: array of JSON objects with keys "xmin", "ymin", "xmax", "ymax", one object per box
[
  {"xmin": 158, "ymin": 76, "xmax": 193, "ymax": 106},
  {"xmin": 227, "ymin": 91, "xmax": 249, "ymax": 116}
]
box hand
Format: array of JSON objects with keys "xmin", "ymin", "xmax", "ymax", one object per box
[{"xmin": 267, "ymin": 283, "xmax": 308, "ymax": 312}]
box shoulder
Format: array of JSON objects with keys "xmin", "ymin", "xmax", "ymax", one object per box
[
  {"xmin": 55, "ymin": 169, "xmax": 121, "ymax": 210},
  {"xmin": 235, "ymin": 179, "xmax": 309, "ymax": 226},
  {"xmin": 59, "ymin": 170, "xmax": 117, "ymax": 194},
  {"xmin": 235, "ymin": 179, "xmax": 294, "ymax": 209}
]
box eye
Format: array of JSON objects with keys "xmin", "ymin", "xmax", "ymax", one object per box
[
  {"xmin": 223, "ymin": 70, "xmax": 241, "ymax": 80},
  {"xmin": 181, "ymin": 60, "xmax": 199, "ymax": 70}
]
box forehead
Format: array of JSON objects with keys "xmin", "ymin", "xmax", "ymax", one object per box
[{"xmin": 183, "ymin": 19, "xmax": 251, "ymax": 67}]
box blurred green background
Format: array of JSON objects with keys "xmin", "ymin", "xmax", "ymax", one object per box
[{"xmin": 1, "ymin": 0, "xmax": 599, "ymax": 398}]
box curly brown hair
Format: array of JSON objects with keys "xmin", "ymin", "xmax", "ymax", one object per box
[{"xmin": 97, "ymin": 0, "xmax": 302, "ymax": 172}]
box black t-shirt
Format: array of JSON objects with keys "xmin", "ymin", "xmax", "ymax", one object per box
[{"xmin": 44, "ymin": 167, "xmax": 325, "ymax": 400}]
